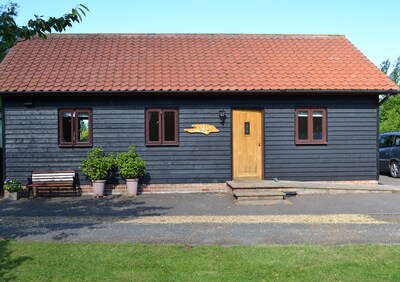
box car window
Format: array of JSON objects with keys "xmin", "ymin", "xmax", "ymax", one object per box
[
  {"xmin": 380, "ymin": 135, "xmax": 393, "ymax": 148},
  {"xmin": 394, "ymin": 136, "xmax": 400, "ymax": 147}
]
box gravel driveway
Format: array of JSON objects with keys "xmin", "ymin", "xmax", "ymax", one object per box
[{"xmin": 1, "ymin": 193, "xmax": 400, "ymax": 245}]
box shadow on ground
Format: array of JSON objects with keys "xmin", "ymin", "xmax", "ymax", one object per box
[
  {"xmin": 0, "ymin": 195, "xmax": 171, "ymax": 217},
  {"xmin": 0, "ymin": 195, "xmax": 172, "ymax": 240}
]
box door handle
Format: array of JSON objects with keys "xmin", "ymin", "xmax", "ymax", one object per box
[{"xmin": 258, "ymin": 143, "xmax": 261, "ymax": 147}]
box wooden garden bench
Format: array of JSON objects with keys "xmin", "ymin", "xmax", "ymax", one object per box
[{"xmin": 27, "ymin": 170, "xmax": 77, "ymax": 198}]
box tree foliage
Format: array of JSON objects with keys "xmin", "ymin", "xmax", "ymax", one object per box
[
  {"xmin": 380, "ymin": 57, "xmax": 400, "ymax": 133},
  {"xmin": 0, "ymin": 2, "xmax": 88, "ymax": 61}
]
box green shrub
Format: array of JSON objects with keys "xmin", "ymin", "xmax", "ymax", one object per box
[
  {"xmin": 4, "ymin": 178, "xmax": 22, "ymax": 192},
  {"xmin": 81, "ymin": 147, "xmax": 114, "ymax": 181},
  {"xmin": 115, "ymin": 146, "xmax": 146, "ymax": 179}
]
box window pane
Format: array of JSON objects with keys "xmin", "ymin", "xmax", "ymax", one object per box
[
  {"xmin": 312, "ymin": 111, "xmax": 323, "ymax": 140},
  {"xmin": 395, "ymin": 136, "xmax": 400, "ymax": 147},
  {"xmin": 62, "ymin": 112, "xmax": 72, "ymax": 143},
  {"xmin": 380, "ymin": 136, "xmax": 392, "ymax": 148},
  {"xmin": 244, "ymin": 122, "xmax": 250, "ymax": 135},
  {"xmin": 78, "ymin": 112, "xmax": 90, "ymax": 142},
  {"xmin": 149, "ymin": 112, "xmax": 160, "ymax": 142},
  {"xmin": 298, "ymin": 111, "xmax": 308, "ymax": 140},
  {"xmin": 164, "ymin": 111, "xmax": 176, "ymax": 141}
]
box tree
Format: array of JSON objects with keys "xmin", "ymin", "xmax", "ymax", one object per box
[
  {"xmin": 380, "ymin": 57, "xmax": 400, "ymax": 133},
  {"xmin": 0, "ymin": 2, "xmax": 88, "ymax": 62}
]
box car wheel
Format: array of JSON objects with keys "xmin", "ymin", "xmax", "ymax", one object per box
[{"xmin": 390, "ymin": 161, "xmax": 400, "ymax": 178}]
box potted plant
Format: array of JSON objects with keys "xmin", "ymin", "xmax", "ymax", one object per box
[
  {"xmin": 81, "ymin": 147, "xmax": 114, "ymax": 197},
  {"xmin": 115, "ymin": 146, "xmax": 146, "ymax": 196},
  {"xmin": 4, "ymin": 178, "xmax": 22, "ymax": 200}
]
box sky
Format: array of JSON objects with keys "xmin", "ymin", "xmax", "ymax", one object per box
[{"xmin": 9, "ymin": 0, "xmax": 400, "ymax": 68}]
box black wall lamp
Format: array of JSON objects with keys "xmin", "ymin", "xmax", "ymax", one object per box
[{"xmin": 219, "ymin": 109, "xmax": 226, "ymax": 124}]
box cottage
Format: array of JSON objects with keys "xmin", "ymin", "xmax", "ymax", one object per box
[{"xmin": 0, "ymin": 34, "xmax": 397, "ymax": 193}]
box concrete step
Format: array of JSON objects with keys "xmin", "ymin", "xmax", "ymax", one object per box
[
  {"xmin": 227, "ymin": 180, "xmax": 281, "ymax": 189},
  {"xmin": 237, "ymin": 199, "xmax": 292, "ymax": 206},
  {"xmin": 236, "ymin": 196, "xmax": 284, "ymax": 201},
  {"xmin": 233, "ymin": 189, "xmax": 286, "ymax": 197}
]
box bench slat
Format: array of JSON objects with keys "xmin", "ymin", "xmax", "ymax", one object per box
[
  {"xmin": 32, "ymin": 177, "xmax": 74, "ymax": 181},
  {"xmin": 33, "ymin": 173, "xmax": 75, "ymax": 176},
  {"xmin": 32, "ymin": 170, "xmax": 75, "ymax": 174},
  {"xmin": 32, "ymin": 174, "xmax": 75, "ymax": 178},
  {"xmin": 28, "ymin": 182, "xmax": 73, "ymax": 187}
]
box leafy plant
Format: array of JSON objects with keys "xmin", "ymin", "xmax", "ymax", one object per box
[
  {"xmin": 115, "ymin": 146, "xmax": 146, "ymax": 179},
  {"xmin": 3, "ymin": 178, "xmax": 22, "ymax": 192},
  {"xmin": 81, "ymin": 147, "xmax": 114, "ymax": 181}
]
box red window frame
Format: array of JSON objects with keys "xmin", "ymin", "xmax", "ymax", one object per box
[
  {"xmin": 295, "ymin": 108, "xmax": 327, "ymax": 145},
  {"xmin": 145, "ymin": 109, "xmax": 179, "ymax": 146},
  {"xmin": 58, "ymin": 108, "xmax": 93, "ymax": 147}
]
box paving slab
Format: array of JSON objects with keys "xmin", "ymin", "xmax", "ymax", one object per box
[{"xmin": 227, "ymin": 180, "xmax": 400, "ymax": 193}]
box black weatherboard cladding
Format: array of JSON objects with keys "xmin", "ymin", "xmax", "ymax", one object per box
[{"xmin": 3, "ymin": 94, "xmax": 379, "ymax": 184}]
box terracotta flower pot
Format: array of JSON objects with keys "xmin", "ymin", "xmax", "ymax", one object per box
[
  {"xmin": 92, "ymin": 180, "xmax": 106, "ymax": 197},
  {"xmin": 126, "ymin": 179, "xmax": 139, "ymax": 196}
]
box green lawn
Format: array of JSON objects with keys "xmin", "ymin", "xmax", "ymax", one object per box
[{"xmin": 1, "ymin": 241, "xmax": 400, "ymax": 281}]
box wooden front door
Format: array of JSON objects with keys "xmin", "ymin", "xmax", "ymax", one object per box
[{"xmin": 232, "ymin": 109, "xmax": 263, "ymax": 180}]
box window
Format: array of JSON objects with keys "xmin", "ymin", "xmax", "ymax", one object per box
[
  {"xmin": 394, "ymin": 136, "xmax": 400, "ymax": 147},
  {"xmin": 295, "ymin": 108, "xmax": 327, "ymax": 144},
  {"xmin": 380, "ymin": 135, "xmax": 393, "ymax": 148},
  {"xmin": 58, "ymin": 109, "xmax": 92, "ymax": 147},
  {"xmin": 146, "ymin": 109, "xmax": 178, "ymax": 146}
]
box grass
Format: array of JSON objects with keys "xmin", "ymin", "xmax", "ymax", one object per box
[{"xmin": 1, "ymin": 241, "xmax": 400, "ymax": 281}]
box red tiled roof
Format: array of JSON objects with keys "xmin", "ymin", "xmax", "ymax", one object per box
[{"xmin": 0, "ymin": 33, "xmax": 397, "ymax": 93}]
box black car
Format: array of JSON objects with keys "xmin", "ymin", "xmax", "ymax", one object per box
[{"xmin": 379, "ymin": 132, "xmax": 400, "ymax": 177}]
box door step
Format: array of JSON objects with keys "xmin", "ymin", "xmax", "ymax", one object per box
[
  {"xmin": 233, "ymin": 189, "xmax": 286, "ymax": 197},
  {"xmin": 238, "ymin": 199, "xmax": 292, "ymax": 206},
  {"xmin": 227, "ymin": 181, "xmax": 292, "ymax": 206}
]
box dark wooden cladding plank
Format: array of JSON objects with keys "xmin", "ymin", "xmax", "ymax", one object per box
[
  {"xmin": 328, "ymin": 135, "xmax": 377, "ymax": 140},
  {"xmin": 143, "ymin": 156, "xmax": 231, "ymax": 161},
  {"xmin": 265, "ymin": 171, "xmax": 376, "ymax": 177},
  {"xmin": 94, "ymin": 119, "xmax": 143, "ymax": 125},
  {"xmin": 6, "ymin": 130, "xmax": 57, "ymax": 135},
  {"xmin": 268, "ymin": 154, "xmax": 377, "ymax": 160},
  {"xmin": 264, "ymin": 141, "xmax": 376, "ymax": 146},
  {"xmin": 265, "ymin": 163, "xmax": 374, "ymax": 169},
  {"xmin": 265, "ymin": 157, "xmax": 376, "ymax": 164},
  {"xmin": 93, "ymin": 133, "xmax": 146, "ymax": 138},
  {"xmin": 146, "ymin": 168, "xmax": 231, "ymax": 173},
  {"xmin": 266, "ymin": 150, "xmax": 376, "ymax": 156},
  {"xmin": 5, "ymin": 121, "xmax": 55, "ymax": 127},
  {"xmin": 266, "ymin": 144, "xmax": 377, "ymax": 149},
  {"xmin": 328, "ymin": 127, "xmax": 376, "ymax": 132},
  {"xmin": 5, "ymin": 115, "xmax": 57, "ymax": 121},
  {"xmin": 330, "ymin": 117, "xmax": 377, "ymax": 122},
  {"xmin": 93, "ymin": 125, "xmax": 145, "ymax": 130},
  {"xmin": 6, "ymin": 110, "xmax": 56, "ymax": 115}
]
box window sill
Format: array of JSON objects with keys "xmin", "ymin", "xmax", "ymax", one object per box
[
  {"xmin": 59, "ymin": 144, "xmax": 93, "ymax": 148},
  {"xmin": 295, "ymin": 142, "xmax": 327, "ymax": 145},
  {"xmin": 145, "ymin": 144, "xmax": 179, "ymax": 147}
]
